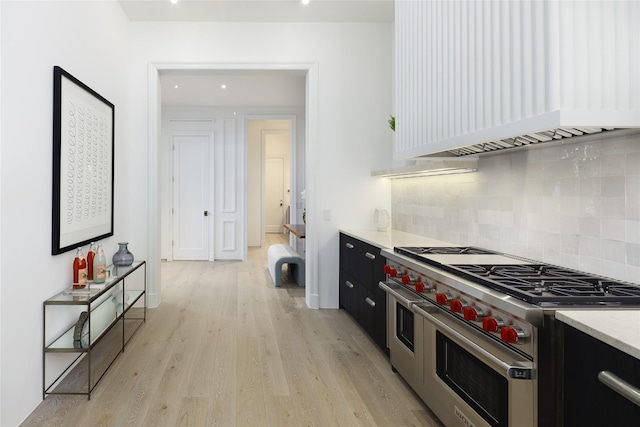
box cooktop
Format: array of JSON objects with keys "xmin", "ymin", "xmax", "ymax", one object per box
[{"xmin": 394, "ymin": 246, "xmax": 640, "ymax": 306}]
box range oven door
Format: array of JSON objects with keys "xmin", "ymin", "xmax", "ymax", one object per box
[
  {"xmin": 414, "ymin": 303, "xmax": 536, "ymax": 427},
  {"xmin": 379, "ymin": 282, "xmax": 424, "ymax": 395}
]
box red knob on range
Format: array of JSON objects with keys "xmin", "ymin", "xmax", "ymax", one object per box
[
  {"xmin": 389, "ymin": 268, "xmax": 398, "ymax": 277},
  {"xmin": 435, "ymin": 293, "xmax": 448, "ymax": 305},
  {"xmin": 482, "ymin": 317, "xmax": 500, "ymax": 332},
  {"xmin": 415, "ymin": 282, "xmax": 425, "ymax": 293},
  {"xmin": 401, "ymin": 275, "xmax": 411, "ymax": 285},
  {"xmin": 450, "ymin": 300, "xmax": 463, "ymax": 313},
  {"xmin": 501, "ymin": 327, "xmax": 520, "ymax": 343},
  {"xmin": 383, "ymin": 265, "xmax": 391, "ymax": 274},
  {"xmin": 463, "ymin": 307, "xmax": 478, "ymax": 321}
]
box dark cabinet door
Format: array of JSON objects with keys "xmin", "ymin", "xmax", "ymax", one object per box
[
  {"xmin": 339, "ymin": 233, "xmax": 388, "ymax": 353},
  {"xmin": 359, "ymin": 244, "xmax": 385, "ymax": 294},
  {"xmin": 359, "ymin": 286, "xmax": 387, "ymax": 350},
  {"xmin": 563, "ymin": 324, "xmax": 640, "ymax": 426},
  {"xmin": 339, "ymin": 234, "xmax": 360, "ymax": 277},
  {"xmin": 339, "ymin": 270, "xmax": 356, "ymax": 313}
]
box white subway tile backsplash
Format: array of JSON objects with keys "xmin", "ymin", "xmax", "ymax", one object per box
[
  {"xmin": 579, "ymin": 177, "xmax": 601, "ymax": 197},
  {"xmin": 601, "ymin": 219, "xmax": 627, "ymax": 241},
  {"xmin": 627, "ymin": 153, "xmax": 640, "ymax": 175},
  {"xmin": 579, "ymin": 256, "xmax": 602, "ymax": 275},
  {"xmin": 627, "ymin": 220, "xmax": 640, "ymax": 245},
  {"xmin": 560, "ymin": 234, "xmax": 580, "ymax": 254},
  {"xmin": 579, "ymin": 218, "xmax": 601, "ymax": 237},
  {"xmin": 600, "ymin": 198, "xmax": 626, "ymax": 219},
  {"xmin": 559, "ymin": 216, "xmax": 580, "ymax": 235},
  {"xmin": 601, "ymin": 239, "xmax": 627, "ymax": 263},
  {"xmin": 391, "ymin": 131, "xmax": 640, "ymax": 283},
  {"xmin": 602, "ymin": 153, "xmax": 627, "ymax": 176},
  {"xmin": 580, "ymin": 197, "xmax": 601, "ymax": 218},
  {"xmin": 627, "ymin": 175, "xmax": 640, "ymax": 197},
  {"xmin": 601, "ymin": 176, "xmax": 626, "ymax": 197},
  {"xmin": 601, "ymin": 260, "xmax": 627, "ymax": 282},
  {"xmin": 627, "ymin": 243, "xmax": 640, "ymax": 267}
]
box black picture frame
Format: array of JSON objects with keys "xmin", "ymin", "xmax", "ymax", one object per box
[{"xmin": 52, "ymin": 66, "xmax": 114, "ymax": 255}]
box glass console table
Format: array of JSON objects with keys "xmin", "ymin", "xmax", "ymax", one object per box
[{"xmin": 43, "ymin": 261, "xmax": 146, "ymax": 400}]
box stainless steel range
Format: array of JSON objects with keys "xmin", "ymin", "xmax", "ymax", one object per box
[{"xmin": 379, "ymin": 246, "xmax": 640, "ymax": 427}]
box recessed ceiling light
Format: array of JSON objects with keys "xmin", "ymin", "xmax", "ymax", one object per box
[
  {"xmin": 221, "ymin": 84, "xmax": 227, "ymax": 89},
  {"xmin": 174, "ymin": 84, "xmax": 179, "ymax": 89},
  {"xmin": 301, "ymin": 0, "xmax": 310, "ymax": 5},
  {"xmin": 170, "ymin": 0, "xmax": 178, "ymax": 5}
]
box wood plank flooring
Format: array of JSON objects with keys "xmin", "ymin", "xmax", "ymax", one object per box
[{"xmin": 22, "ymin": 234, "xmax": 442, "ymax": 426}]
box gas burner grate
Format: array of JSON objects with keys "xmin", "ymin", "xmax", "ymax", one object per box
[
  {"xmin": 395, "ymin": 246, "xmax": 497, "ymax": 256},
  {"xmin": 445, "ymin": 264, "xmax": 640, "ymax": 305}
]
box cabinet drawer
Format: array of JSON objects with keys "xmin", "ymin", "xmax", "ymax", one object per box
[
  {"xmin": 339, "ymin": 269, "xmax": 358, "ymax": 315},
  {"xmin": 339, "ymin": 233, "xmax": 360, "ymax": 276},
  {"xmin": 563, "ymin": 325, "xmax": 640, "ymax": 425},
  {"xmin": 339, "ymin": 233, "xmax": 385, "ymax": 293},
  {"xmin": 358, "ymin": 285, "xmax": 387, "ymax": 351}
]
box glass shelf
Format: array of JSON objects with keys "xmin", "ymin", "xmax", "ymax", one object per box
[
  {"xmin": 45, "ymin": 289, "xmax": 145, "ymax": 351},
  {"xmin": 45, "ymin": 261, "xmax": 145, "ymax": 305}
]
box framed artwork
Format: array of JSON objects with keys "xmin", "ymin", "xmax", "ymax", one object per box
[{"xmin": 52, "ymin": 66, "xmax": 114, "ymax": 255}]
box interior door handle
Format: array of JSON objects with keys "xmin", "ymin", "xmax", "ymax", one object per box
[{"xmin": 204, "ymin": 211, "xmax": 209, "ymax": 216}]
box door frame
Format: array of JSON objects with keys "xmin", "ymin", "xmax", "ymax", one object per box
[
  {"xmin": 148, "ymin": 62, "xmax": 320, "ymax": 310},
  {"xmin": 261, "ymin": 128, "xmax": 291, "ymax": 244},
  {"xmin": 169, "ymin": 128, "xmax": 215, "ymax": 261}
]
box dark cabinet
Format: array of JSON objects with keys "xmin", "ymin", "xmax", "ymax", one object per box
[
  {"xmin": 562, "ymin": 324, "xmax": 640, "ymax": 426},
  {"xmin": 339, "ymin": 233, "xmax": 387, "ymax": 353}
]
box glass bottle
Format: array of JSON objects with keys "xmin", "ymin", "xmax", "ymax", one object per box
[
  {"xmin": 93, "ymin": 244, "xmax": 107, "ymax": 284},
  {"xmin": 87, "ymin": 242, "xmax": 96, "ymax": 281},
  {"xmin": 73, "ymin": 247, "xmax": 87, "ymax": 289}
]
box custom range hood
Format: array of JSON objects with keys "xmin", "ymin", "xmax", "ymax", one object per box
[
  {"xmin": 392, "ymin": 0, "xmax": 640, "ymax": 163},
  {"xmin": 438, "ymin": 127, "xmax": 619, "ymax": 156}
]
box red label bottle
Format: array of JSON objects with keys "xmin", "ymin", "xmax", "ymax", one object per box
[
  {"xmin": 73, "ymin": 247, "xmax": 87, "ymax": 289},
  {"xmin": 87, "ymin": 242, "xmax": 96, "ymax": 281}
]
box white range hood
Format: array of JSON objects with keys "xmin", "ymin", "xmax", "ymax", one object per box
[{"xmin": 394, "ymin": 0, "xmax": 640, "ymax": 160}]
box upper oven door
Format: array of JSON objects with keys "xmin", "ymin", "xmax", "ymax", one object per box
[{"xmin": 414, "ymin": 304, "xmax": 536, "ymax": 427}]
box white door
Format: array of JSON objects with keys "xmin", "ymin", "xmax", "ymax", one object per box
[
  {"xmin": 265, "ymin": 157, "xmax": 285, "ymax": 233},
  {"xmin": 172, "ymin": 135, "xmax": 210, "ymax": 260}
]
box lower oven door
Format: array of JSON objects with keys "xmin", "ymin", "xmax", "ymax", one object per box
[
  {"xmin": 379, "ymin": 282, "xmax": 424, "ymax": 395},
  {"xmin": 414, "ymin": 303, "xmax": 536, "ymax": 427}
]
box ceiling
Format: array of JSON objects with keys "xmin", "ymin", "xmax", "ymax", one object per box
[
  {"xmin": 160, "ymin": 70, "xmax": 306, "ymax": 107},
  {"xmin": 118, "ymin": 0, "xmax": 394, "ymax": 23}
]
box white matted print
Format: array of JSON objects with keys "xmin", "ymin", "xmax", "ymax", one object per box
[{"xmin": 52, "ymin": 66, "xmax": 114, "ymax": 255}]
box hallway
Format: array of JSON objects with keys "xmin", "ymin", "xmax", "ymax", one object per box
[{"xmin": 23, "ymin": 234, "xmax": 440, "ymax": 426}]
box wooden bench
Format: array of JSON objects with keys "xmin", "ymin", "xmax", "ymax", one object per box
[{"xmin": 267, "ymin": 244, "xmax": 305, "ymax": 287}]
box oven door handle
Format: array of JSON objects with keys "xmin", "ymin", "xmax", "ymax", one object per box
[
  {"xmin": 379, "ymin": 282, "xmax": 422, "ymax": 306},
  {"xmin": 413, "ymin": 304, "xmax": 534, "ymax": 380}
]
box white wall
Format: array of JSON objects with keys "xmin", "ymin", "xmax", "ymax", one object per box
[
  {"xmin": 0, "ymin": 2, "xmax": 132, "ymax": 425},
  {"xmin": 392, "ymin": 131, "xmax": 640, "ymax": 284},
  {"xmin": 129, "ymin": 22, "xmax": 393, "ymax": 309}
]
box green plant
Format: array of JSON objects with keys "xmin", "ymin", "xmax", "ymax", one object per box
[{"xmin": 388, "ymin": 115, "xmax": 395, "ymax": 131}]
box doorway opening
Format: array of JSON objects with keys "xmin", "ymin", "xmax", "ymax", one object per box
[
  {"xmin": 247, "ymin": 122, "xmax": 294, "ymax": 247},
  {"xmin": 148, "ymin": 63, "xmax": 320, "ymax": 309}
]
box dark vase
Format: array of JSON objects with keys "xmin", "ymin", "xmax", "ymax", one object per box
[{"xmin": 112, "ymin": 242, "xmax": 134, "ymax": 267}]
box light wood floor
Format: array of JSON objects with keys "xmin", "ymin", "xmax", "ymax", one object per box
[{"xmin": 23, "ymin": 234, "xmax": 442, "ymax": 426}]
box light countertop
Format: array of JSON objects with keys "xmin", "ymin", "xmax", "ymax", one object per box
[
  {"xmin": 555, "ymin": 310, "xmax": 640, "ymax": 360},
  {"xmin": 339, "ymin": 228, "xmax": 454, "ymax": 249}
]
